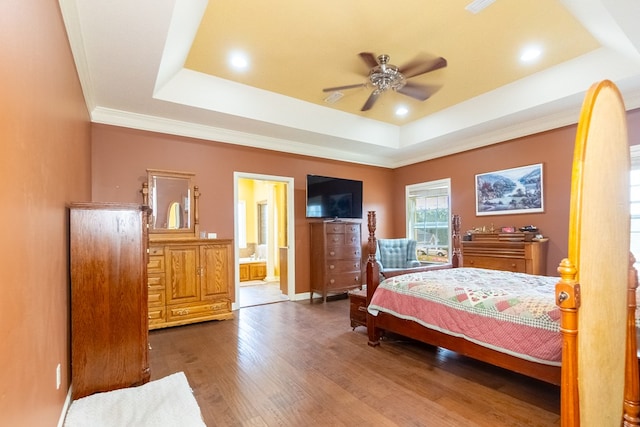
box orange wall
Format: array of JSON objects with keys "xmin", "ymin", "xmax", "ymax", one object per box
[
  {"xmin": 0, "ymin": 1, "xmax": 91, "ymax": 426},
  {"xmin": 92, "ymin": 110, "xmax": 640, "ymax": 293},
  {"xmin": 90, "ymin": 124, "xmax": 394, "ymax": 295},
  {"xmin": 393, "ymin": 109, "xmax": 640, "ymax": 275},
  {"xmin": 92, "ymin": 108, "xmax": 640, "ymax": 287}
]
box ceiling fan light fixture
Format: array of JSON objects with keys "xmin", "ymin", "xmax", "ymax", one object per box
[{"xmin": 368, "ymin": 55, "xmax": 406, "ymax": 92}]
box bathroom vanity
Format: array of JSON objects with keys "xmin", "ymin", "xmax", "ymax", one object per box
[{"xmin": 239, "ymin": 260, "xmax": 267, "ymax": 282}]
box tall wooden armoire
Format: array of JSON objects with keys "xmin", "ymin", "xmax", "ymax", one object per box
[{"xmin": 69, "ymin": 202, "xmax": 150, "ymax": 399}]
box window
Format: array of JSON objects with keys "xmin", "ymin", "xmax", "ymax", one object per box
[
  {"xmin": 406, "ymin": 178, "xmax": 451, "ymax": 264},
  {"xmin": 631, "ymin": 146, "xmax": 640, "ymax": 268}
]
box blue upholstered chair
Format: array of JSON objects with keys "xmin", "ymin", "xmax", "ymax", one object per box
[{"xmin": 376, "ymin": 238, "xmax": 421, "ymax": 277}]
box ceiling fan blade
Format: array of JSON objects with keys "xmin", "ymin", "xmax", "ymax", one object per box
[
  {"xmin": 322, "ymin": 83, "xmax": 366, "ymax": 92},
  {"xmin": 397, "ymin": 82, "xmax": 441, "ymax": 101},
  {"xmin": 361, "ymin": 90, "xmax": 380, "ymax": 111},
  {"xmin": 400, "ymin": 56, "xmax": 447, "ymax": 79},
  {"xmin": 358, "ymin": 52, "xmax": 379, "ymax": 69}
]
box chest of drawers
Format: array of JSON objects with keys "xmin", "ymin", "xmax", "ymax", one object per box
[
  {"xmin": 461, "ymin": 232, "xmax": 548, "ymax": 275},
  {"xmin": 309, "ymin": 221, "xmax": 362, "ymax": 302}
]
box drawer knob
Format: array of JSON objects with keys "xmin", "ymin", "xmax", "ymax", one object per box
[
  {"xmin": 330, "ymin": 279, "xmax": 335, "ymax": 284},
  {"xmin": 329, "ymin": 251, "xmax": 335, "ymax": 256},
  {"xmin": 329, "ymin": 265, "xmax": 335, "ymax": 269},
  {"xmin": 358, "ymin": 306, "xmax": 367, "ymax": 312}
]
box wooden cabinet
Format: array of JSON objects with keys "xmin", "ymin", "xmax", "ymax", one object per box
[
  {"xmin": 239, "ymin": 261, "xmax": 267, "ymax": 282},
  {"xmin": 148, "ymin": 238, "xmax": 233, "ymax": 329},
  {"xmin": 461, "ymin": 232, "xmax": 548, "ymax": 275},
  {"xmin": 309, "ymin": 221, "xmax": 362, "ymax": 302},
  {"xmin": 70, "ymin": 202, "xmax": 150, "ymax": 399}
]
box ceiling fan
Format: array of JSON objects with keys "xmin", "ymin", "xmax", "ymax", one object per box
[{"xmin": 322, "ymin": 52, "xmax": 447, "ymax": 111}]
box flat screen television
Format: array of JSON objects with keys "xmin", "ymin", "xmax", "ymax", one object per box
[{"xmin": 306, "ymin": 174, "xmax": 363, "ymax": 219}]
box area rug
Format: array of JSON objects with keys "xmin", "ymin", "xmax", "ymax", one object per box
[{"xmin": 63, "ymin": 372, "xmax": 206, "ymax": 427}]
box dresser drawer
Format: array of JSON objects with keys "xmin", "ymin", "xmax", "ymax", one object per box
[
  {"xmin": 324, "ymin": 272, "xmax": 361, "ymax": 290},
  {"xmin": 167, "ymin": 300, "xmax": 231, "ymax": 322},
  {"xmin": 326, "ymin": 246, "xmax": 361, "ymax": 260},
  {"xmin": 148, "ymin": 246, "xmax": 164, "ymax": 256},
  {"xmin": 147, "ymin": 274, "xmax": 165, "ymax": 290},
  {"xmin": 148, "ymin": 307, "xmax": 166, "ymax": 326},
  {"xmin": 148, "ymin": 288, "xmax": 165, "ymax": 307},
  {"xmin": 349, "ymin": 289, "xmax": 367, "ymax": 329},
  {"xmin": 326, "ymin": 259, "xmax": 361, "ymax": 274},
  {"xmin": 326, "ymin": 231, "xmax": 360, "ymax": 245},
  {"xmin": 147, "ymin": 255, "xmax": 165, "ymax": 273},
  {"xmin": 465, "ymin": 256, "xmax": 526, "ymax": 273},
  {"xmin": 325, "ymin": 223, "xmax": 346, "ymax": 234}
]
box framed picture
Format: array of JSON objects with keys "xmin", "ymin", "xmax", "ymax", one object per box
[{"xmin": 475, "ymin": 163, "xmax": 544, "ymax": 216}]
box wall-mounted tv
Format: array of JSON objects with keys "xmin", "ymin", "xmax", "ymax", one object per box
[{"xmin": 306, "ymin": 174, "xmax": 363, "ymax": 219}]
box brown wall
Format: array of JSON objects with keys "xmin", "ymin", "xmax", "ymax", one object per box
[
  {"xmin": 393, "ymin": 109, "xmax": 640, "ymax": 276},
  {"xmin": 92, "ymin": 107, "xmax": 640, "ymax": 290},
  {"xmin": 90, "ymin": 124, "xmax": 394, "ymax": 295},
  {"xmin": 0, "ymin": 1, "xmax": 91, "ymax": 426}
]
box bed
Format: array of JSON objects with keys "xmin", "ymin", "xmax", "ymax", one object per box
[{"xmin": 363, "ymin": 80, "xmax": 640, "ymax": 425}]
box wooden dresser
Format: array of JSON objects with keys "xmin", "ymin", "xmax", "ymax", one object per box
[
  {"xmin": 70, "ymin": 202, "xmax": 150, "ymax": 399},
  {"xmin": 309, "ymin": 221, "xmax": 362, "ymax": 302},
  {"xmin": 148, "ymin": 238, "xmax": 234, "ymax": 329},
  {"xmin": 461, "ymin": 232, "xmax": 548, "ymax": 275}
]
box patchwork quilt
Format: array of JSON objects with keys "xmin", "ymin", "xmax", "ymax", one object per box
[{"xmin": 368, "ymin": 267, "xmax": 563, "ymax": 365}]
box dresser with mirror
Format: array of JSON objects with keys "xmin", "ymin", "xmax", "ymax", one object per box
[{"xmin": 142, "ymin": 169, "xmax": 233, "ymax": 329}]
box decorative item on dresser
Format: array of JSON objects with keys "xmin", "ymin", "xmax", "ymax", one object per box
[
  {"xmin": 461, "ymin": 232, "xmax": 548, "ymax": 274},
  {"xmin": 309, "ymin": 220, "xmax": 362, "ymax": 302},
  {"xmin": 142, "ymin": 169, "xmax": 233, "ymax": 329},
  {"xmin": 69, "ymin": 202, "xmax": 150, "ymax": 399}
]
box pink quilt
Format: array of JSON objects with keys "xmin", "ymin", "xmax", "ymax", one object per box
[{"xmin": 367, "ymin": 267, "xmax": 562, "ymax": 365}]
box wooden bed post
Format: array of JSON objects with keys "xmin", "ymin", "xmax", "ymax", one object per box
[
  {"xmin": 556, "ymin": 258, "xmax": 580, "ymax": 426},
  {"xmin": 451, "ymin": 214, "xmax": 462, "ymax": 268},
  {"xmin": 623, "ymin": 252, "xmax": 640, "ymax": 426},
  {"xmin": 366, "ymin": 211, "xmax": 382, "ymax": 346}
]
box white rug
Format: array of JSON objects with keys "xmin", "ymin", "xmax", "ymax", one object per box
[{"xmin": 64, "ymin": 372, "xmax": 206, "ymax": 427}]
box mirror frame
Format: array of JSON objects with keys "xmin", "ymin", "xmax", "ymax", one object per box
[{"xmin": 141, "ymin": 169, "xmax": 200, "ymax": 240}]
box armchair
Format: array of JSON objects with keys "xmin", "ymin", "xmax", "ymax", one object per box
[{"xmin": 376, "ymin": 238, "xmax": 422, "ymax": 278}]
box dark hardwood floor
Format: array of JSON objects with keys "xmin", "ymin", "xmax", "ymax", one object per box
[{"xmin": 149, "ymin": 297, "xmax": 560, "ymax": 426}]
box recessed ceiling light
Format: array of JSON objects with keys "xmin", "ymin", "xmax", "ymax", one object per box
[
  {"xmin": 395, "ymin": 106, "xmax": 409, "ymax": 116},
  {"xmin": 229, "ymin": 51, "xmax": 249, "ymax": 71},
  {"xmin": 520, "ymin": 47, "xmax": 542, "ymax": 62}
]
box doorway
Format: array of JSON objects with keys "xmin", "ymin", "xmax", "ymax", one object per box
[{"xmin": 233, "ymin": 172, "xmax": 295, "ymax": 309}]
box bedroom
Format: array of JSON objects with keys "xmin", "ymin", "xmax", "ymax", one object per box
[{"xmin": 4, "ymin": 1, "xmax": 640, "ymax": 426}]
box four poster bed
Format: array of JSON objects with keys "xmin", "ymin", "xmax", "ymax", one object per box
[{"xmin": 363, "ymin": 80, "xmax": 640, "ymax": 425}]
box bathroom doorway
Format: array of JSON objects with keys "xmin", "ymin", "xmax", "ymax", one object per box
[{"xmin": 233, "ymin": 172, "xmax": 295, "ymax": 308}]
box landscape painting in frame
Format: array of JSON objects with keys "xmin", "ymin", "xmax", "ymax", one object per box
[{"xmin": 475, "ymin": 163, "xmax": 544, "ymax": 216}]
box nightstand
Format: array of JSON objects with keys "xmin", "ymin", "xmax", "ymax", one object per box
[{"xmin": 349, "ymin": 288, "xmax": 367, "ymax": 329}]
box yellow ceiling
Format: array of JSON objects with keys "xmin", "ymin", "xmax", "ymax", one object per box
[{"xmin": 185, "ymin": 0, "xmax": 600, "ymax": 124}]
